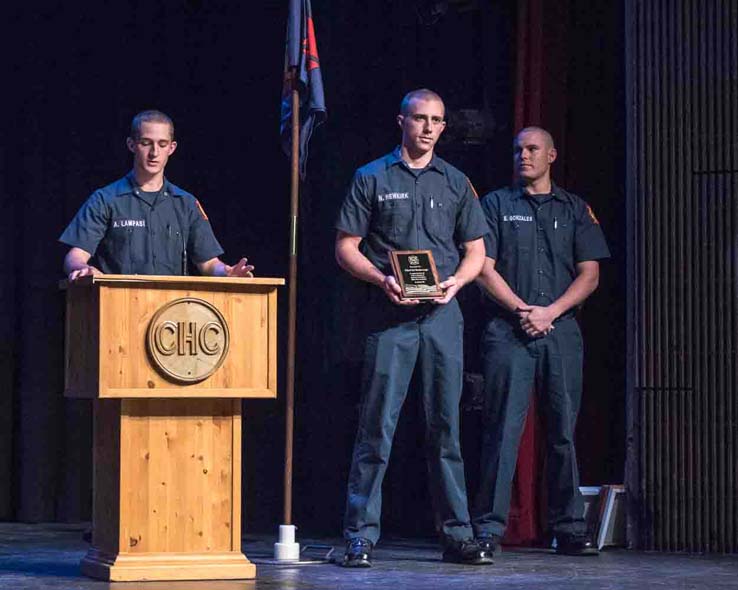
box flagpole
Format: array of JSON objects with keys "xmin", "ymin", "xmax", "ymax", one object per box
[
  {"xmin": 284, "ymin": 67, "xmax": 300, "ymax": 527},
  {"xmin": 276, "ymin": 1, "xmax": 325, "ymax": 559}
]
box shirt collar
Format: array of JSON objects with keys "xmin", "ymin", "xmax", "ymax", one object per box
[
  {"xmin": 387, "ymin": 147, "xmax": 446, "ymax": 175},
  {"xmin": 511, "ymin": 181, "xmax": 570, "ymax": 203},
  {"xmin": 117, "ymin": 172, "xmax": 184, "ymax": 198}
]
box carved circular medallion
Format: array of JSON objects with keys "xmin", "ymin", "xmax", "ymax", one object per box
[{"xmin": 146, "ymin": 297, "xmax": 230, "ymax": 383}]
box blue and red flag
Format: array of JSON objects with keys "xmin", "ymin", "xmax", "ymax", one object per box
[{"xmin": 281, "ymin": 0, "xmax": 326, "ymax": 178}]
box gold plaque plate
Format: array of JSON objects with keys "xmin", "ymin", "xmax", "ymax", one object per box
[{"xmin": 146, "ymin": 297, "xmax": 230, "ymax": 383}]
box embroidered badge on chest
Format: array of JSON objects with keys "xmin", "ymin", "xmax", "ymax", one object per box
[
  {"xmin": 502, "ymin": 215, "xmax": 533, "ymax": 222},
  {"xmin": 112, "ymin": 219, "xmax": 146, "ymax": 228},
  {"xmin": 377, "ymin": 192, "xmax": 409, "ymax": 203}
]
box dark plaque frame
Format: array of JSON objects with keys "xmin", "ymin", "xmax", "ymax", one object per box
[{"xmin": 389, "ymin": 250, "xmax": 443, "ymax": 299}]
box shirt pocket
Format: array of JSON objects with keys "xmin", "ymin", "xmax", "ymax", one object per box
[
  {"xmin": 500, "ymin": 220, "xmax": 530, "ymax": 260},
  {"xmin": 498, "ymin": 221, "xmax": 530, "ymax": 295},
  {"xmin": 106, "ymin": 224, "xmax": 133, "ymax": 274},
  {"xmin": 553, "ymin": 219, "xmax": 573, "ymax": 256},
  {"xmin": 423, "ymin": 195, "xmax": 455, "ymax": 236},
  {"xmin": 166, "ymin": 228, "xmax": 185, "ymax": 270},
  {"xmin": 376, "ymin": 199, "xmax": 413, "ymax": 242}
]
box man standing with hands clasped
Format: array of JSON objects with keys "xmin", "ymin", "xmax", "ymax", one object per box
[
  {"xmin": 335, "ymin": 89, "xmax": 492, "ymax": 567},
  {"xmin": 60, "ymin": 109, "xmax": 254, "ymax": 280},
  {"xmin": 472, "ymin": 127, "xmax": 610, "ymax": 557}
]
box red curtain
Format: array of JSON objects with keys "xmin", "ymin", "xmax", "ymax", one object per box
[{"xmin": 505, "ymin": 0, "xmax": 570, "ymax": 546}]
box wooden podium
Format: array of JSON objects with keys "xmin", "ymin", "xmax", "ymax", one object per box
[{"xmin": 63, "ymin": 275, "xmax": 284, "ymax": 582}]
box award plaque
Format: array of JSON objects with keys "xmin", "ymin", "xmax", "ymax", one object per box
[{"xmin": 389, "ymin": 250, "xmax": 444, "ymax": 299}]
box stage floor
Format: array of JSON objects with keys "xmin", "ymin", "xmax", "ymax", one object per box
[{"xmin": 0, "ymin": 523, "xmax": 736, "ymax": 589}]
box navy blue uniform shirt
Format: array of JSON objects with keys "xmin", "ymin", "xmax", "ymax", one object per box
[
  {"xmin": 480, "ymin": 183, "xmax": 610, "ymax": 317},
  {"xmin": 336, "ymin": 148, "xmax": 488, "ymax": 281},
  {"xmin": 59, "ymin": 174, "xmax": 223, "ymax": 275}
]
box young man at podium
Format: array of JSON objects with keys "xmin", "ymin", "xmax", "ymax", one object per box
[{"xmin": 60, "ymin": 110, "xmax": 254, "ymax": 280}]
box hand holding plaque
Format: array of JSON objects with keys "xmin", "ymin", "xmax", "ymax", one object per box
[{"xmin": 389, "ymin": 250, "xmax": 444, "ymax": 299}]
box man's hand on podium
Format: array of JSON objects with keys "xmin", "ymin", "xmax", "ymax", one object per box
[
  {"xmin": 68, "ymin": 265, "xmax": 102, "ymax": 282},
  {"xmin": 64, "ymin": 247, "xmax": 102, "ymax": 282}
]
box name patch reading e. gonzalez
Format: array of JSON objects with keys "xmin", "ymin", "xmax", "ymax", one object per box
[{"xmin": 146, "ymin": 297, "xmax": 230, "ymax": 383}]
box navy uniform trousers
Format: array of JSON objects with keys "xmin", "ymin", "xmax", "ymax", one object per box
[
  {"xmin": 472, "ymin": 315, "xmax": 586, "ymax": 538},
  {"xmin": 343, "ymin": 298, "xmax": 474, "ymax": 544}
]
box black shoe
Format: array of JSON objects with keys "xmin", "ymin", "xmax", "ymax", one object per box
[
  {"xmin": 341, "ymin": 537, "xmax": 373, "ymax": 567},
  {"xmin": 555, "ymin": 532, "xmax": 599, "ymax": 556},
  {"xmin": 476, "ymin": 533, "xmax": 501, "ymax": 557},
  {"xmin": 442, "ymin": 538, "xmax": 494, "ymax": 565}
]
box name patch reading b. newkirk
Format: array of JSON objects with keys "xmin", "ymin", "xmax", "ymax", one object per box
[{"xmin": 146, "ymin": 298, "xmax": 230, "ymax": 383}]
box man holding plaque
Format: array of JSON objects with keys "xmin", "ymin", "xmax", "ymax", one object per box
[
  {"xmin": 471, "ymin": 127, "xmax": 610, "ymax": 557},
  {"xmin": 335, "ymin": 89, "xmax": 489, "ymax": 567}
]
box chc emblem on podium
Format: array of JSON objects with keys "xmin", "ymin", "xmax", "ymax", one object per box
[{"xmin": 146, "ymin": 297, "xmax": 230, "ymax": 383}]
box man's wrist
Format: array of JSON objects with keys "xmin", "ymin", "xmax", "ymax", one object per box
[
  {"xmin": 446, "ymin": 274, "xmax": 461, "ymax": 287},
  {"xmin": 373, "ymin": 271, "xmax": 389, "ymax": 288},
  {"xmin": 548, "ymin": 302, "xmax": 564, "ymax": 319}
]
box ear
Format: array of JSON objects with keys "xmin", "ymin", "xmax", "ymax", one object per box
[
  {"xmin": 126, "ymin": 137, "xmax": 136, "ymax": 153},
  {"xmin": 168, "ymin": 141, "xmax": 178, "ymax": 156},
  {"xmin": 397, "ymin": 114, "xmax": 404, "ymax": 130},
  {"xmin": 548, "ymin": 147, "xmax": 558, "ymax": 164}
]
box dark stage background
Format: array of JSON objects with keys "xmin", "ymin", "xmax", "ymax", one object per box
[{"xmin": 1, "ymin": 0, "xmax": 625, "ymax": 541}]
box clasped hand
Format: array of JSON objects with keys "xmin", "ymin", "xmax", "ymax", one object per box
[{"xmin": 517, "ymin": 305, "xmax": 557, "ymax": 338}]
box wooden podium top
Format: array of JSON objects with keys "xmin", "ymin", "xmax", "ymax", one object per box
[{"xmin": 62, "ymin": 274, "xmax": 285, "ymax": 288}]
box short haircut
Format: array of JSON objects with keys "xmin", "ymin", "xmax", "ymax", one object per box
[
  {"xmin": 399, "ymin": 89, "xmax": 445, "ymax": 116},
  {"xmin": 129, "ymin": 110, "xmax": 175, "ymax": 140},
  {"xmin": 516, "ymin": 126, "xmax": 555, "ymax": 149}
]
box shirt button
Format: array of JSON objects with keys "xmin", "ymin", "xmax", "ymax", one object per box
[
  {"xmin": 538, "ymin": 269, "xmax": 543, "ymax": 274},
  {"xmin": 539, "ymin": 291, "xmax": 545, "ymax": 296},
  {"xmin": 538, "ymin": 248, "xmax": 544, "ymax": 253},
  {"xmin": 537, "ymin": 226, "xmax": 543, "ymax": 231}
]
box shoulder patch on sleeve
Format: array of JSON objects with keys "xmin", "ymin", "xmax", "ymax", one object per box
[
  {"xmin": 586, "ymin": 204, "xmax": 600, "ymax": 224},
  {"xmin": 195, "ymin": 199, "xmax": 209, "ymax": 220},
  {"xmin": 466, "ymin": 177, "xmax": 479, "ymax": 199}
]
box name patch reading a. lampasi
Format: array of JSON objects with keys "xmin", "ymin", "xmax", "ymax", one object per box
[
  {"xmin": 112, "ymin": 219, "xmax": 146, "ymax": 228},
  {"xmin": 146, "ymin": 298, "xmax": 230, "ymax": 383}
]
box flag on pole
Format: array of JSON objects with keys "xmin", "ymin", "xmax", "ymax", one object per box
[{"xmin": 281, "ymin": 0, "xmax": 327, "ymax": 178}]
